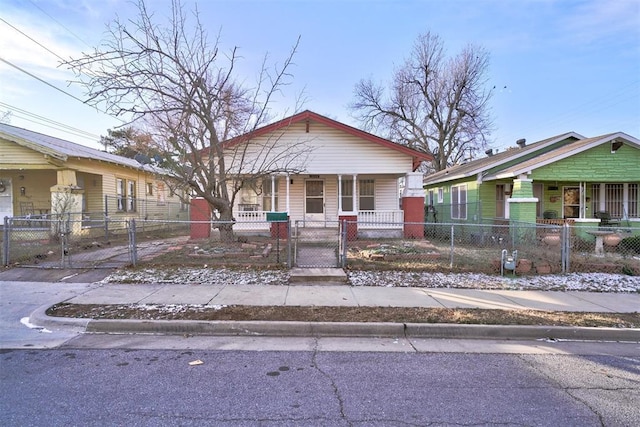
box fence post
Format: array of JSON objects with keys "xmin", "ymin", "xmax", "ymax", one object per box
[
  {"xmin": 129, "ymin": 218, "xmax": 137, "ymax": 266},
  {"xmin": 2, "ymin": 217, "xmax": 9, "ymax": 266},
  {"xmin": 562, "ymin": 223, "xmax": 570, "ymax": 273},
  {"xmin": 287, "ymin": 220, "xmax": 292, "ymax": 268},
  {"xmin": 340, "ymin": 220, "xmax": 348, "ymax": 268},
  {"xmin": 293, "ymin": 221, "xmax": 299, "ymax": 267},
  {"xmin": 450, "ymin": 224, "xmax": 455, "ymax": 268}
]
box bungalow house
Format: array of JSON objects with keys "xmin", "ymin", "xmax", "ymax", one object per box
[
  {"xmin": 191, "ymin": 110, "xmax": 432, "ymax": 239},
  {"xmin": 0, "ymin": 123, "xmax": 187, "ymax": 232},
  {"xmin": 422, "ymin": 131, "xmax": 640, "ymax": 233}
]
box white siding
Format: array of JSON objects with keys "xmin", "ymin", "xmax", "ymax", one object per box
[{"xmin": 226, "ymin": 121, "xmax": 415, "ymax": 175}]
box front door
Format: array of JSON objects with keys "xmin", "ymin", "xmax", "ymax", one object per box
[
  {"xmin": 305, "ymin": 179, "xmax": 325, "ymax": 222},
  {"xmin": 563, "ymin": 186, "xmax": 580, "ymax": 218}
]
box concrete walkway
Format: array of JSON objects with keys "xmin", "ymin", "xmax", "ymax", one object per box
[
  {"xmin": 25, "ymin": 282, "xmax": 639, "ymax": 342},
  {"xmin": 61, "ymin": 282, "xmax": 640, "ymax": 313}
]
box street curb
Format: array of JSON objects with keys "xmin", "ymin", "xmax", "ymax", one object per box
[
  {"xmin": 31, "ymin": 304, "xmax": 640, "ymax": 342},
  {"xmin": 77, "ymin": 318, "xmax": 640, "ymax": 341},
  {"xmin": 30, "ymin": 305, "xmax": 91, "ymax": 330},
  {"xmin": 404, "ymin": 323, "xmax": 640, "ymax": 341}
]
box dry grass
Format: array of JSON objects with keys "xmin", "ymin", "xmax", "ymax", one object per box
[{"xmin": 47, "ymin": 304, "xmax": 639, "ymax": 328}]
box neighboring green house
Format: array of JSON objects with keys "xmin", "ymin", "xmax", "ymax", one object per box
[{"xmin": 423, "ymin": 132, "xmax": 640, "ymax": 231}]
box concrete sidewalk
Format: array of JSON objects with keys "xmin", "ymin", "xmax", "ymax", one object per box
[
  {"xmin": 63, "ymin": 282, "xmax": 640, "ymax": 313},
  {"xmin": 24, "ymin": 282, "xmax": 637, "ymax": 342}
]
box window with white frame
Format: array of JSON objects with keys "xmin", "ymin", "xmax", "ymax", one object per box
[
  {"xmin": 262, "ymin": 178, "xmax": 279, "ymax": 211},
  {"xmin": 451, "ymin": 184, "xmax": 467, "ymax": 219},
  {"xmin": 437, "ymin": 188, "xmax": 444, "ymax": 203},
  {"xmin": 427, "ymin": 189, "xmax": 435, "ymax": 207},
  {"xmin": 359, "ymin": 179, "xmax": 375, "ymax": 210},
  {"xmin": 342, "ymin": 179, "xmax": 354, "ymax": 212},
  {"xmin": 116, "ymin": 178, "xmax": 137, "ymax": 212}
]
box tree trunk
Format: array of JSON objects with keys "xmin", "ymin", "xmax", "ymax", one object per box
[{"xmin": 217, "ymin": 205, "xmax": 235, "ymax": 242}]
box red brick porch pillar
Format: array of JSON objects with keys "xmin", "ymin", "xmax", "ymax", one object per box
[
  {"xmin": 190, "ymin": 198, "xmax": 211, "ymax": 239},
  {"xmin": 402, "ymin": 172, "xmax": 425, "ymax": 239},
  {"xmin": 402, "ymin": 197, "xmax": 425, "ymax": 238},
  {"xmin": 339, "ymin": 215, "xmax": 358, "ymax": 241}
]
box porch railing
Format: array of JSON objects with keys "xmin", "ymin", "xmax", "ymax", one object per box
[
  {"xmin": 235, "ymin": 210, "xmax": 269, "ymax": 230},
  {"xmin": 358, "ymin": 210, "xmax": 404, "ymax": 229}
]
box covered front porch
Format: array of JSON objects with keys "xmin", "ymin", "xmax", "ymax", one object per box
[
  {"xmin": 232, "ymin": 173, "xmax": 403, "ymax": 231},
  {"xmin": 226, "ymin": 172, "xmax": 426, "ymax": 239}
]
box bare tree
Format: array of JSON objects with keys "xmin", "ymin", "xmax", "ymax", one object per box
[
  {"xmin": 351, "ymin": 31, "xmax": 493, "ymax": 172},
  {"xmin": 64, "ymin": 0, "xmax": 307, "ymax": 241}
]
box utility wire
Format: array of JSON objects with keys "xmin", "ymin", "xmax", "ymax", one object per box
[
  {"xmin": 0, "ymin": 17, "xmax": 66, "ymax": 62},
  {"xmin": 0, "ymin": 57, "xmax": 90, "ymax": 105},
  {"xmin": 0, "ymin": 101, "xmax": 101, "ymax": 140},
  {"xmin": 25, "ymin": 0, "xmax": 91, "ymax": 49}
]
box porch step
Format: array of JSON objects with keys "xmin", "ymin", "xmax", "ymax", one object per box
[{"xmin": 289, "ymin": 267, "xmax": 349, "ymax": 285}]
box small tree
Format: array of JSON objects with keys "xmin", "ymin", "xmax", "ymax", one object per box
[
  {"xmin": 351, "ymin": 31, "xmax": 494, "ymax": 172},
  {"xmin": 64, "ymin": 0, "xmax": 307, "ymax": 241},
  {"xmin": 100, "ymin": 127, "xmax": 154, "ymax": 159}
]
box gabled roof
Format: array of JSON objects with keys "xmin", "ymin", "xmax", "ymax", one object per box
[
  {"xmin": 423, "ymin": 132, "xmax": 585, "ymax": 185},
  {"xmin": 222, "ymin": 110, "xmax": 433, "ymax": 171},
  {"xmin": 0, "ymin": 123, "xmax": 158, "ymax": 172},
  {"xmin": 485, "ymin": 132, "xmax": 640, "ymax": 180}
]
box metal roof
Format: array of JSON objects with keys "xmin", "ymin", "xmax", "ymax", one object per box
[{"xmin": 0, "ymin": 123, "xmax": 158, "ymax": 173}]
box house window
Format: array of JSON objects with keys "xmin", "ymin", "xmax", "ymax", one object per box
[
  {"xmin": 437, "ymin": 188, "xmax": 444, "ymax": 203},
  {"xmin": 427, "ymin": 189, "xmax": 435, "ymax": 207},
  {"xmin": 116, "ymin": 178, "xmax": 137, "ymax": 212},
  {"xmin": 359, "ymin": 179, "xmax": 375, "ymax": 210},
  {"xmin": 239, "ymin": 186, "xmax": 259, "ymax": 211},
  {"xmin": 262, "ymin": 178, "xmax": 279, "ymax": 212},
  {"xmin": 146, "ymin": 182, "xmax": 153, "ymax": 196},
  {"xmin": 495, "ymin": 184, "xmax": 505, "ymax": 218},
  {"xmin": 591, "ymin": 183, "xmax": 638, "ymax": 218},
  {"xmin": 157, "ymin": 182, "xmax": 166, "ymax": 206},
  {"xmin": 451, "ymin": 184, "xmax": 467, "ymax": 219},
  {"xmin": 342, "ymin": 179, "xmax": 354, "ymax": 212},
  {"xmin": 127, "ymin": 180, "xmax": 136, "ymax": 212}
]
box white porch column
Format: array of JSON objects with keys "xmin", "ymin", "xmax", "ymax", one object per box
[
  {"xmin": 286, "ymin": 174, "xmax": 290, "ymax": 212},
  {"xmin": 271, "ymin": 175, "xmax": 276, "ymax": 212},
  {"xmin": 352, "ymin": 174, "xmax": 357, "ymax": 212},
  {"xmin": 337, "ymin": 175, "xmax": 342, "ymax": 212}
]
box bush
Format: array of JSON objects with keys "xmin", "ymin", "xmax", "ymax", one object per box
[{"xmin": 619, "ymin": 235, "xmax": 640, "ymax": 254}]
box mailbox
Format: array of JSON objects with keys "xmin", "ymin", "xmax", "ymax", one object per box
[{"xmin": 266, "ymin": 212, "xmax": 288, "ymax": 222}]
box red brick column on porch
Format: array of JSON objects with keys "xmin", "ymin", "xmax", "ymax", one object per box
[
  {"xmin": 339, "ymin": 215, "xmax": 358, "ymax": 241},
  {"xmin": 270, "ymin": 220, "xmax": 289, "ymax": 239},
  {"xmin": 190, "ymin": 198, "xmax": 211, "ymax": 239},
  {"xmin": 402, "ymin": 197, "xmax": 425, "ymax": 239}
]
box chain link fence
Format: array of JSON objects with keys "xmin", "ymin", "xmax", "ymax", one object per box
[{"xmin": 2, "ymin": 216, "xmax": 639, "ymax": 275}]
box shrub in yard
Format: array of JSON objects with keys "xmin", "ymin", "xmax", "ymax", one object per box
[{"xmin": 619, "ymin": 235, "xmax": 640, "ymax": 254}]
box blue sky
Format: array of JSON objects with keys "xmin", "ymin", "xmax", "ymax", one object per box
[{"xmin": 1, "ymin": 0, "xmax": 638, "ymax": 153}]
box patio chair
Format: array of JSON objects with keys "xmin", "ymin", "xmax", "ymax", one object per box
[
  {"xmin": 20, "ymin": 202, "xmax": 35, "ymax": 216},
  {"xmin": 594, "ymin": 211, "xmax": 620, "ymax": 227}
]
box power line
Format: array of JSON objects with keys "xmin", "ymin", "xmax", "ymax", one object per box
[
  {"xmin": 0, "ymin": 56, "xmax": 90, "ymax": 105},
  {"xmin": 0, "ymin": 17, "xmax": 66, "ymax": 62},
  {"xmin": 25, "ymin": 0, "xmax": 92, "ymax": 49},
  {"xmin": 0, "ymin": 101, "xmax": 101, "ymax": 140}
]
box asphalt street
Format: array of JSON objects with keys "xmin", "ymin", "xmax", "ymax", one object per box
[{"xmin": 1, "ymin": 349, "xmax": 639, "ymax": 426}]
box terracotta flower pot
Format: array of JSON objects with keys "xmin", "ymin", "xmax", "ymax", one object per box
[
  {"xmin": 542, "ymin": 234, "xmax": 561, "ymax": 246},
  {"xmin": 603, "ymin": 234, "xmax": 622, "ymax": 247}
]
